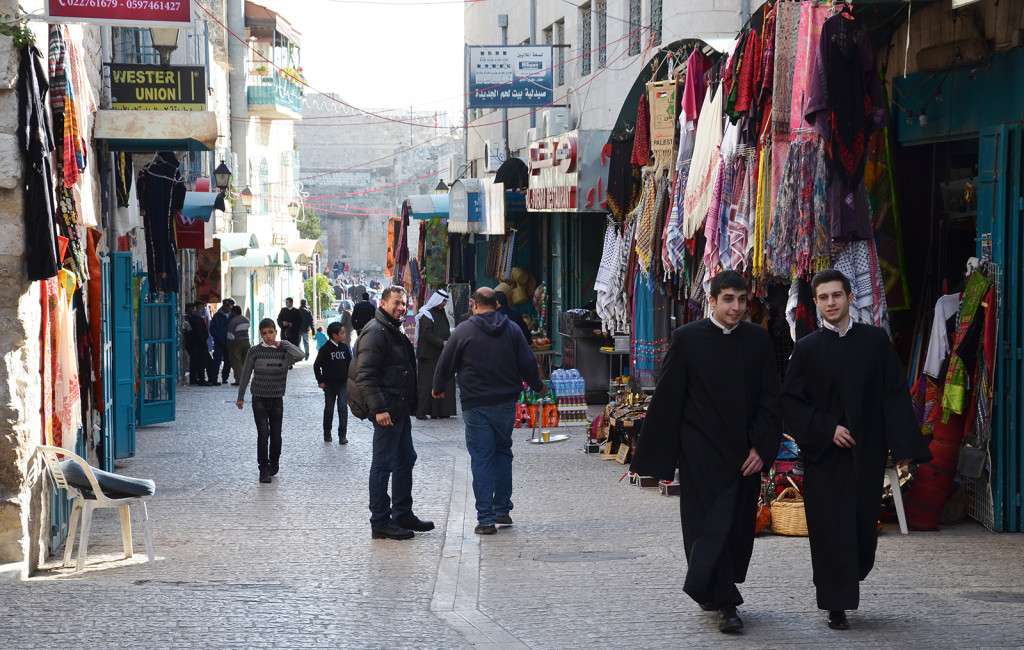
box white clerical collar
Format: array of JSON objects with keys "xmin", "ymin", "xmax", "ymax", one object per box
[
  {"xmin": 709, "ymin": 315, "xmax": 739, "ymax": 335},
  {"xmin": 822, "ymin": 318, "xmax": 853, "ymax": 337}
]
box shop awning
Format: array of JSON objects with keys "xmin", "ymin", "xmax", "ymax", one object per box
[
  {"xmin": 405, "ymin": 194, "xmax": 449, "ymax": 220},
  {"xmin": 215, "ymin": 232, "xmax": 260, "ymax": 252},
  {"xmin": 245, "ymin": 1, "xmax": 302, "ymax": 45},
  {"xmin": 182, "ymin": 192, "xmax": 219, "ymax": 222},
  {"xmin": 94, "ymin": 109, "xmax": 218, "ymax": 152},
  {"xmin": 228, "ymin": 247, "xmax": 292, "ymax": 268},
  {"xmin": 284, "ymin": 238, "xmax": 324, "ymax": 260}
]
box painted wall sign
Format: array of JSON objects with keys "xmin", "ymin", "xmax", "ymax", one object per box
[
  {"xmin": 110, "ymin": 64, "xmax": 206, "ymax": 111},
  {"xmin": 45, "ymin": 0, "xmax": 196, "ymax": 27},
  {"xmin": 468, "ymin": 45, "xmax": 554, "ymax": 108},
  {"xmin": 526, "ymin": 130, "xmax": 610, "ymax": 213}
]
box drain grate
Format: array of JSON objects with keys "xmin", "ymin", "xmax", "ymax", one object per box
[{"xmin": 536, "ymin": 552, "xmax": 644, "ymax": 563}]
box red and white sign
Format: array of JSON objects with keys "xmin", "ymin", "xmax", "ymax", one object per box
[
  {"xmin": 175, "ymin": 213, "xmax": 206, "ymax": 250},
  {"xmin": 526, "ymin": 130, "xmax": 610, "ymax": 213},
  {"xmin": 46, "ymin": 0, "xmax": 195, "ymax": 28}
]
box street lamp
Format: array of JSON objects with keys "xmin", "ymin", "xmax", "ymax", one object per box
[
  {"xmin": 149, "ymin": 27, "xmax": 180, "ymax": 67},
  {"xmin": 214, "ymin": 161, "xmax": 232, "ymax": 191},
  {"xmin": 434, "ymin": 179, "xmax": 448, "ymax": 194},
  {"xmin": 239, "ymin": 186, "xmax": 253, "ymax": 212},
  {"xmin": 288, "ymin": 201, "xmax": 300, "ymax": 218}
]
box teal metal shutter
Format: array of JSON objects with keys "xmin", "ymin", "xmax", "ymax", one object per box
[
  {"xmin": 110, "ymin": 252, "xmax": 137, "ymax": 459},
  {"xmin": 99, "ymin": 256, "xmax": 115, "ymax": 471},
  {"xmin": 137, "ymin": 276, "xmax": 177, "ymax": 426}
]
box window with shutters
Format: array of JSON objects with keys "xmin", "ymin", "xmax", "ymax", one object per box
[
  {"xmin": 650, "ymin": 0, "xmax": 662, "ymax": 46},
  {"xmin": 628, "ymin": 0, "xmax": 641, "ymax": 55},
  {"xmin": 579, "ymin": 3, "xmax": 592, "ymax": 77},
  {"xmin": 596, "ymin": 0, "xmax": 607, "ymax": 69},
  {"xmin": 555, "ymin": 20, "xmax": 565, "ymax": 87}
]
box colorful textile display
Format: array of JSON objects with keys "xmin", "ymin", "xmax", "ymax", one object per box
[
  {"xmin": 682, "ymin": 86, "xmax": 724, "ymax": 239},
  {"xmin": 422, "ymin": 217, "xmax": 449, "ymax": 286},
  {"xmin": 831, "ymin": 239, "xmax": 890, "ymax": 334},
  {"xmin": 631, "ymin": 272, "xmax": 656, "ymax": 381},
  {"xmin": 942, "ymin": 272, "xmax": 992, "ymax": 419}
]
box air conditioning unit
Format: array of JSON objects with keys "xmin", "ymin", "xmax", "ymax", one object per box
[
  {"xmin": 484, "ymin": 139, "xmax": 507, "ymax": 172},
  {"xmin": 527, "ymin": 127, "xmax": 542, "ymax": 143},
  {"xmin": 542, "ymin": 108, "xmax": 571, "ymax": 137},
  {"xmin": 447, "ymin": 153, "xmax": 466, "ymax": 183}
]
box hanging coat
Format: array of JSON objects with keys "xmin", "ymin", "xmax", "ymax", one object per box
[
  {"xmin": 630, "ymin": 319, "xmax": 782, "ymax": 609},
  {"xmin": 781, "ymin": 323, "xmax": 931, "ymax": 611}
]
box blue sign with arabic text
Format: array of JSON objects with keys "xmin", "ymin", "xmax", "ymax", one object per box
[{"xmin": 468, "ymin": 46, "xmax": 554, "ymax": 109}]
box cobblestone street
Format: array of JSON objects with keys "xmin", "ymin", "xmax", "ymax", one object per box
[{"xmin": 3, "ymin": 359, "xmax": 1023, "ymax": 648}]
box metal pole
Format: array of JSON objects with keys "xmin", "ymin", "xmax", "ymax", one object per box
[
  {"xmin": 529, "ymin": 0, "xmax": 536, "ymax": 129},
  {"xmin": 500, "ymin": 15, "xmax": 509, "ymax": 158}
]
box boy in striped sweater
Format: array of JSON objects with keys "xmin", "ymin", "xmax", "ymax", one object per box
[{"xmin": 236, "ymin": 318, "xmax": 305, "ymax": 483}]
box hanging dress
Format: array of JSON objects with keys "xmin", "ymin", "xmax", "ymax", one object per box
[{"xmin": 683, "ymin": 85, "xmax": 724, "ymax": 239}]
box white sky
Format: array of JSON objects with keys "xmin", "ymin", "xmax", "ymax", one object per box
[{"xmin": 267, "ymin": 0, "xmax": 465, "ymax": 117}]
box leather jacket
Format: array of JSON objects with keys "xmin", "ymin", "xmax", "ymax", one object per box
[{"xmin": 348, "ymin": 309, "xmax": 417, "ymax": 419}]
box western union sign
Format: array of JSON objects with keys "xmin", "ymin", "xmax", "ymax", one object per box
[{"xmin": 109, "ymin": 64, "xmax": 206, "ymax": 111}]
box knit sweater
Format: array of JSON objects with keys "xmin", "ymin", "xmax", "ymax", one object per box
[{"xmin": 236, "ymin": 341, "xmax": 304, "ymax": 401}]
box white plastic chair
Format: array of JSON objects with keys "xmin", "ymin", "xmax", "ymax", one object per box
[{"xmin": 37, "ymin": 445, "xmax": 155, "ymax": 571}]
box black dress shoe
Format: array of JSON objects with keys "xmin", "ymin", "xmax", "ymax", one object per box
[
  {"xmin": 474, "ymin": 524, "xmax": 497, "ymax": 535},
  {"xmin": 395, "ymin": 516, "xmax": 434, "ymax": 532},
  {"xmin": 338, "ymin": 435, "xmax": 348, "ymax": 445},
  {"xmin": 699, "ymin": 602, "xmax": 717, "ymax": 612},
  {"xmin": 324, "ymin": 432, "xmax": 332, "ymax": 442},
  {"xmin": 269, "ymin": 464, "xmax": 279, "ymax": 476},
  {"xmin": 718, "ymin": 606, "xmax": 743, "ymax": 633},
  {"xmin": 827, "ymin": 610, "xmax": 849, "ymax": 630},
  {"xmin": 495, "ymin": 514, "xmax": 513, "ymax": 525},
  {"xmin": 415, "ymin": 415, "xmax": 428, "ymax": 420},
  {"xmin": 259, "ymin": 470, "xmax": 272, "ymax": 484},
  {"xmin": 371, "ymin": 524, "xmax": 414, "ymax": 540}
]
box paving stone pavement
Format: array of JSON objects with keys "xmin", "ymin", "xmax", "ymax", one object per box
[{"xmin": 3, "ymin": 358, "xmax": 1024, "ymax": 648}]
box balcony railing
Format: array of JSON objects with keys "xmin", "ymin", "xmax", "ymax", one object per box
[{"xmin": 246, "ymin": 75, "xmax": 303, "ymax": 119}]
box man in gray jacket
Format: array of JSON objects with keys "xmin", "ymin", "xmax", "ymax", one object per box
[{"xmin": 432, "ymin": 287, "xmax": 546, "ymax": 535}]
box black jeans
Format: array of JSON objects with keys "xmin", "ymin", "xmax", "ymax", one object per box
[
  {"xmin": 323, "ymin": 382, "xmax": 348, "ymax": 436},
  {"xmin": 188, "ymin": 344, "xmax": 214, "ymax": 384},
  {"xmin": 252, "ymin": 396, "xmax": 284, "ymax": 472}
]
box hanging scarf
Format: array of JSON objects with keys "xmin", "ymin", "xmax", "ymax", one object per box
[
  {"xmin": 54, "ymin": 270, "xmax": 82, "ymax": 451},
  {"xmin": 942, "ymin": 272, "xmax": 992, "ymax": 420},
  {"xmin": 683, "ymin": 85, "xmax": 724, "ymax": 239},
  {"xmin": 631, "ymin": 93, "xmax": 651, "ymax": 166},
  {"xmin": 415, "ymin": 289, "xmax": 449, "ymax": 344}
]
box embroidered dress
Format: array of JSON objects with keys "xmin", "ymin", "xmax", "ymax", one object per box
[
  {"xmin": 54, "ymin": 270, "xmax": 82, "ymax": 451},
  {"xmin": 631, "ymin": 271, "xmax": 656, "ymax": 381}
]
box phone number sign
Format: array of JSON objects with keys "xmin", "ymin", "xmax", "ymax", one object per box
[{"xmin": 46, "ymin": 0, "xmax": 195, "ymax": 27}]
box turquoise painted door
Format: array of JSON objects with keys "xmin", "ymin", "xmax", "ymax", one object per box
[
  {"xmin": 137, "ymin": 277, "xmax": 177, "ymax": 426},
  {"xmin": 978, "ymin": 125, "xmax": 1024, "ymax": 531},
  {"xmin": 99, "ymin": 256, "xmax": 115, "ymax": 471},
  {"xmin": 110, "ymin": 252, "xmax": 136, "ymax": 459}
]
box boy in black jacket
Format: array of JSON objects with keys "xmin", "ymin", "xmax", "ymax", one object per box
[{"xmin": 314, "ymin": 322, "xmax": 352, "ymax": 444}]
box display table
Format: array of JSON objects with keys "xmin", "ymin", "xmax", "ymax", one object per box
[
  {"xmin": 599, "ymin": 348, "xmax": 629, "ymax": 401},
  {"xmin": 532, "ymin": 348, "xmax": 557, "ymax": 379}
]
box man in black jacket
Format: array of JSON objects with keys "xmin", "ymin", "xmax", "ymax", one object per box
[
  {"xmin": 184, "ymin": 302, "xmax": 215, "ymax": 386},
  {"xmin": 348, "ymin": 286, "xmax": 434, "ymax": 540},
  {"xmin": 433, "ymin": 287, "xmax": 546, "ymax": 535},
  {"xmin": 351, "ymin": 292, "xmax": 376, "ymax": 334},
  {"xmin": 276, "ymin": 297, "xmax": 302, "ymax": 347},
  {"xmin": 298, "ymin": 299, "xmax": 315, "ymax": 360}
]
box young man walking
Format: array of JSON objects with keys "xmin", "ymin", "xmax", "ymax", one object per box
[
  {"xmin": 432, "ymin": 287, "xmax": 546, "ymax": 535},
  {"xmin": 629, "ymin": 270, "xmax": 782, "ymax": 634},
  {"xmin": 781, "ymin": 269, "xmax": 931, "ymax": 630},
  {"xmin": 314, "ymin": 322, "xmax": 351, "ymax": 444},
  {"xmin": 236, "ymin": 318, "xmax": 304, "ymax": 483},
  {"xmin": 348, "ymin": 286, "xmax": 433, "ymax": 540},
  {"xmin": 277, "ymin": 297, "xmax": 302, "ymax": 348}
]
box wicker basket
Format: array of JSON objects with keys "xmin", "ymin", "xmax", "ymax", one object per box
[{"xmin": 770, "ymin": 486, "xmax": 808, "ymax": 536}]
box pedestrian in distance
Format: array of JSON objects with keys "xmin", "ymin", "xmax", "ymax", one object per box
[
  {"xmin": 184, "ymin": 302, "xmax": 216, "ymax": 386},
  {"xmin": 276, "ymin": 297, "xmax": 303, "ymax": 348},
  {"xmin": 494, "ymin": 290, "xmax": 532, "ymax": 346},
  {"xmin": 339, "ymin": 300, "xmax": 355, "ymax": 348},
  {"xmin": 629, "ymin": 270, "xmax": 783, "ymax": 634},
  {"xmin": 351, "ymin": 292, "xmax": 376, "ymax": 334},
  {"xmin": 209, "ymin": 298, "xmax": 233, "ymax": 385},
  {"xmin": 298, "ymin": 298, "xmax": 315, "ymax": 360},
  {"xmin": 236, "ymin": 318, "xmax": 304, "ymax": 484},
  {"xmin": 226, "ymin": 305, "xmax": 251, "ymax": 386},
  {"xmin": 347, "ymin": 285, "xmax": 434, "ymax": 540},
  {"xmin": 432, "ymin": 287, "xmax": 547, "ymax": 535},
  {"xmin": 781, "ymin": 269, "xmax": 932, "ymax": 631},
  {"xmin": 313, "ymin": 326, "xmax": 328, "ymax": 350},
  {"xmin": 314, "ymin": 322, "xmax": 352, "ymax": 444},
  {"xmin": 414, "ymin": 289, "xmax": 457, "ymax": 420}
]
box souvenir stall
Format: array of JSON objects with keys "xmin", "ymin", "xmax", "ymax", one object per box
[{"xmin": 586, "ymin": 4, "xmax": 946, "ymax": 525}]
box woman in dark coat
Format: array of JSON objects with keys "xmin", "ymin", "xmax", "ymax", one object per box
[{"xmin": 415, "ymin": 290, "xmax": 457, "ymax": 419}]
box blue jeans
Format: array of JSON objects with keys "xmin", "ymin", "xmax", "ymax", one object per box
[
  {"xmin": 368, "ymin": 414, "xmax": 417, "ymax": 529},
  {"xmin": 301, "ymin": 333, "xmax": 310, "ymax": 359},
  {"xmin": 463, "ymin": 402, "xmax": 516, "ymax": 526}
]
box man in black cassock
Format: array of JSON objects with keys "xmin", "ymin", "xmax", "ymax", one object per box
[
  {"xmin": 781, "ymin": 269, "xmax": 931, "ymax": 631},
  {"xmin": 630, "ymin": 271, "xmax": 782, "ymax": 634}
]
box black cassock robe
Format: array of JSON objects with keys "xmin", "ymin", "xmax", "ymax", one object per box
[
  {"xmin": 781, "ymin": 323, "xmax": 931, "ymax": 611},
  {"xmin": 630, "ymin": 319, "xmax": 782, "ymax": 609}
]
